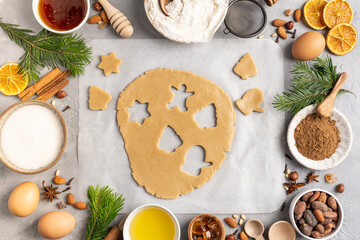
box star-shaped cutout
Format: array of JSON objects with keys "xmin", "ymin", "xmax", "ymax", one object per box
[{"xmin": 97, "ymin": 52, "xmax": 123, "ymax": 77}]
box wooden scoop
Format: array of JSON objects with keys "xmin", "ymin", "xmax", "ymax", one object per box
[
  {"xmin": 244, "ymin": 219, "xmax": 265, "ymax": 240},
  {"xmin": 159, "ymin": 0, "xmax": 173, "ymax": 16},
  {"xmin": 317, "ymin": 72, "xmax": 348, "ymax": 118},
  {"xmin": 98, "ymin": 0, "xmax": 133, "ymax": 38}
]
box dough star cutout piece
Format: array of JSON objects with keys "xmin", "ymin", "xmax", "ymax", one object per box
[
  {"xmin": 233, "ymin": 53, "xmax": 258, "ymax": 80},
  {"xmin": 236, "ymin": 88, "xmax": 265, "ymax": 115},
  {"xmin": 89, "ymin": 86, "xmax": 112, "ymax": 110},
  {"xmin": 97, "ymin": 52, "xmax": 123, "ymax": 76}
]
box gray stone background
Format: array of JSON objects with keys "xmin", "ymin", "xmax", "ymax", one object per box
[{"xmin": 0, "ymin": 0, "xmax": 359, "ymax": 239}]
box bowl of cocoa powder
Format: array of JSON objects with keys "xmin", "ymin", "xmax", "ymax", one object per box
[
  {"xmin": 289, "ymin": 189, "xmax": 344, "ymax": 239},
  {"xmin": 287, "ymin": 105, "xmax": 352, "ymax": 170}
]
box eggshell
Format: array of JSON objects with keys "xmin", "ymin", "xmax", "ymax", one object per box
[
  {"xmin": 8, "ymin": 181, "xmax": 39, "ymax": 217},
  {"xmin": 38, "ymin": 211, "xmax": 76, "ymax": 239},
  {"xmin": 292, "ymin": 31, "xmax": 326, "ymax": 61}
]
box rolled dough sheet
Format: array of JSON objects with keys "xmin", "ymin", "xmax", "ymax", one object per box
[{"xmin": 78, "ymin": 39, "xmax": 285, "ymax": 214}]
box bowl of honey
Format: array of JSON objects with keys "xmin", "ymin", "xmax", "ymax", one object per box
[
  {"xmin": 32, "ymin": 0, "xmax": 90, "ymax": 34},
  {"xmin": 188, "ymin": 214, "xmax": 225, "ymax": 240},
  {"xmin": 123, "ymin": 204, "xmax": 180, "ymax": 240}
]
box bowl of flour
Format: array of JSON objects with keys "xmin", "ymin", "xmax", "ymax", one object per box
[
  {"xmin": 0, "ymin": 100, "xmax": 67, "ymax": 174},
  {"xmin": 144, "ymin": 0, "xmax": 229, "ymax": 43}
]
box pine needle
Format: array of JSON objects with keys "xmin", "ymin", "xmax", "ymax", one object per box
[
  {"xmin": 84, "ymin": 185, "xmax": 125, "ymax": 240},
  {"xmin": 273, "ymin": 55, "xmax": 353, "ymax": 114},
  {"xmin": 0, "ymin": 18, "xmax": 92, "ymax": 83}
]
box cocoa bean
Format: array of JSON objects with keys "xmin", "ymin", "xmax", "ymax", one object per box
[
  {"xmin": 318, "ymin": 192, "xmax": 327, "ymax": 204},
  {"xmin": 295, "ymin": 201, "xmax": 307, "ymax": 215},
  {"xmin": 311, "ymin": 201, "xmax": 328, "ymax": 212},
  {"xmin": 324, "ymin": 228, "xmax": 332, "ymax": 236},
  {"xmin": 307, "ymin": 191, "xmax": 320, "ymax": 208},
  {"xmin": 302, "ymin": 192, "xmax": 314, "ymax": 202},
  {"xmin": 299, "ymin": 218, "xmax": 305, "ymax": 225},
  {"xmin": 315, "ymin": 224, "xmax": 325, "ymax": 234},
  {"xmin": 300, "ymin": 224, "xmax": 313, "ymax": 236},
  {"xmin": 313, "ymin": 209, "xmax": 325, "ymax": 222},
  {"xmin": 295, "ymin": 213, "xmax": 303, "ymax": 220},
  {"xmin": 311, "ymin": 231, "xmax": 324, "ymax": 238},
  {"xmin": 327, "ymin": 197, "xmax": 338, "ymax": 211},
  {"xmin": 323, "ymin": 211, "xmax": 337, "ymax": 219},
  {"xmin": 304, "ymin": 210, "xmax": 318, "ymax": 227},
  {"xmin": 321, "ymin": 218, "xmax": 333, "ymax": 225},
  {"xmin": 324, "ymin": 222, "xmax": 336, "ymax": 230}
]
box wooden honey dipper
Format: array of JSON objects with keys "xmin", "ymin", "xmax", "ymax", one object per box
[{"xmin": 98, "ymin": 0, "xmax": 133, "ymax": 38}]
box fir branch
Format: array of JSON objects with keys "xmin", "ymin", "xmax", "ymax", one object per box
[
  {"xmin": 84, "ymin": 185, "xmax": 125, "ymax": 240},
  {"xmin": 0, "ymin": 19, "xmax": 92, "ymax": 83},
  {"xmin": 273, "ymin": 56, "xmax": 352, "ymax": 114}
]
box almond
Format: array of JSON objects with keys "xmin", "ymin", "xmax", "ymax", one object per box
[
  {"xmin": 53, "ymin": 176, "xmax": 67, "ymax": 185},
  {"xmin": 294, "ymin": 9, "xmax": 302, "ymax": 22},
  {"xmin": 224, "ymin": 217, "xmax": 237, "ymax": 228},
  {"xmin": 67, "ymin": 193, "xmax": 76, "ymax": 205},
  {"xmin": 240, "ymin": 232, "xmax": 249, "ymax": 240},
  {"xmin": 100, "ymin": 10, "xmax": 109, "ymax": 24},
  {"xmin": 277, "ymin": 26, "xmax": 287, "ymax": 39},
  {"xmin": 74, "ymin": 201, "xmax": 87, "ymax": 210},
  {"xmin": 88, "ymin": 15, "xmax": 102, "ymax": 24},
  {"xmin": 273, "ymin": 19, "xmax": 286, "ymax": 27}
]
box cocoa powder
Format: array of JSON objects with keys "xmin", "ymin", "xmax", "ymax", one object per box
[{"xmin": 294, "ymin": 113, "xmax": 340, "ymax": 160}]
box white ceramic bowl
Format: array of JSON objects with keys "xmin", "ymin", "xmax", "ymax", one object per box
[
  {"xmin": 123, "ymin": 204, "xmax": 180, "ymax": 240},
  {"xmin": 287, "ymin": 105, "xmax": 352, "ymax": 170},
  {"xmin": 289, "ymin": 189, "xmax": 344, "ymax": 240},
  {"xmin": 32, "ymin": 0, "xmax": 90, "ymax": 34}
]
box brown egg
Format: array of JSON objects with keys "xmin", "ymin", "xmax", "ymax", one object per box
[
  {"xmin": 292, "ymin": 31, "xmax": 326, "ymax": 61},
  {"xmin": 8, "ymin": 181, "xmax": 39, "ymax": 217},
  {"xmin": 38, "ymin": 211, "xmax": 76, "ymax": 239}
]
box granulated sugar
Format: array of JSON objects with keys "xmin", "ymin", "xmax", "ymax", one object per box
[{"xmin": 0, "ymin": 105, "xmax": 64, "ymax": 169}]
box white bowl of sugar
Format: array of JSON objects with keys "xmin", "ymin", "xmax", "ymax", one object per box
[{"xmin": 0, "ymin": 100, "xmax": 67, "ymax": 174}]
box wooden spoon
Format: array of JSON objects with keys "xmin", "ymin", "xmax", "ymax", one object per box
[
  {"xmin": 317, "ymin": 72, "xmax": 348, "ymax": 118},
  {"xmin": 159, "ymin": 0, "xmax": 173, "ymax": 16},
  {"xmin": 244, "ymin": 219, "xmax": 265, "ymax": 240},
  {"xmin": 98, "ymin": 0, "xmax": 133, "ymax": 38},
  {"xmin": 103, "ymin": 215, "xmax": 128, "ymax": 240}
]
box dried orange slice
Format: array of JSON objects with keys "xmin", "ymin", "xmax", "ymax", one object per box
[
  {"xmin": 304, "ymin": 0, "xmax": 328, "ymax": 30},
  {"xmin": 327, "ymin": 23, "xmax": 357, "ymax": 55},
  {"xmin": 323, "ymin": 0, "xmax": 353, "ymax": 28},
  {"xmin": 0, "ymin": 63, "xmax": 28, "ymax": 96}
]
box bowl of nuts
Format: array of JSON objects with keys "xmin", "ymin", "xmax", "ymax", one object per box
[{"xmin": 289, "ymin": 189, "xmax": 343, "ymax": 239}]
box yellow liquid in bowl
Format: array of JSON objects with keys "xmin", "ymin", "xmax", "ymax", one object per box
[{"xmin": 129, "ymin": 208, "xmax": 175, "ymax": 240}]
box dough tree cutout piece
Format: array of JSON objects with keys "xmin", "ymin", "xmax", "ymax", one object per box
[
  {"xmin": 167, "ymin": 85, "xmax": 194, "ymax": 112},
  {"xmin": 236, "ymin": 88, "xmax": 265, "ymax": 115},
  {"xmin": 233, "ymin": 53, "xmax": 258, "ymax": 80},
  {"xmin": 117, "ymin": 68, "xmax": 236, "ymax": 199},
  {"xmin": 97, "ymin": 52, "xmax": 123, "ymax": 77},
  {"xmin": 89, "ymin": 86, "xmax": 112, "ymax": 110},
  {"xmin": 128, "ymin": 100, "xmax": 150, "ymax": 124}
]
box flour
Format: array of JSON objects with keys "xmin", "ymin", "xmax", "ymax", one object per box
[
  {"xmin": 0, "ymin": 105, "xmax": 64, "ymax": 169},
  {"xmin": 145, "ymin": 0, "xmax": 228, "ymax": 43}
]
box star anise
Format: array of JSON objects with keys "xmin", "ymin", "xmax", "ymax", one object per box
[
  {"xmin": 41, "ymin": 181, "xmax": 61, "ymax": 202},
  {"xmin": 306, "ymin": 171, "xmax": 319, "ymax": 184},
  {"xmin": 283, "ymin": 181, "xmax": 305, "ymax": 194}
]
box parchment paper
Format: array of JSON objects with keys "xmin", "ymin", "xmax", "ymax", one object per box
[{"xmin": 78, "ymin": 39, "xmax": 286, "ymax": 213}]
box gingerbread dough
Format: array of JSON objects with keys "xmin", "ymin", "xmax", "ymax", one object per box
[
  {"xmin": 116, "ymin": 68, "xmax": 236, "ymax": 199},
  {"xmin": 89, "ymin": 86, "xmax": 112, "ymax": 110},
  {"xmin": 236, "ymin": 88, "xmax": 265, "ymax": 115},
  {"xmin": 233, "ymin": 53, "xmax": 258, "ymax": 80},
  {"xmin": 97, "ymin": 52, "xmax": 123, "ymax": 76}
]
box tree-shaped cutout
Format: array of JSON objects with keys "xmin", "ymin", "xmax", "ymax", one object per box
[
  {"xmin": 194, "ymin": 104, "xmax": 217, "ymax": 128},
  {"xmin": 167, "ymin": 85, "xmax": 194, "ymax": 112},
  {"xmin": 128, "ymin": 100, "xmax": 150, "ymax": 124},
  {"xmin": 158, "ymin": 126, "xmax": 183, "ymax": 152}
]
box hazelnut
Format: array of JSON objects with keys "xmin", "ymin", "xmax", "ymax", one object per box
[
  {"xmin": 93, "ymin": 2, "xmax": 103, "ymax": 11},
  {"xmin": 56, "ymin": 91, "xmax": 67, "ymax": 99},
  {"xmin": 336, "ymin": 184, "xmax": 345, "ymax": 193},
  {"xmin": 225, "ymin": 235, "xmax": 236, "ymax": 240},
  {"xmin": 286, "ymin": 21, "xmax": 295, "ymax": 30},
  {"xmin": 289, "ymin": 171, "xmax": 299, "ymax": 181}
]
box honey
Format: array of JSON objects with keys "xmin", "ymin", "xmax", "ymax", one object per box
[
  {"xmin": 129, "ymin": 208, "xmax": 175, "ymax": 240},
  {"xmin": 38, "ymin": 0, "xmax": 87, "ymax": 31}
]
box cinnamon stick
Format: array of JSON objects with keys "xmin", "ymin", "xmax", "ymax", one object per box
[
  {"xmin": 37, "ymin": 70, "xmax": 71, "ymax": 96},
  {"xmin": 36, "ymin": 78, "xmax": 69, "ymax": 101},
  {"xmin": 18, "ymin": 68, "xmax": 62, "ymax": 100}
]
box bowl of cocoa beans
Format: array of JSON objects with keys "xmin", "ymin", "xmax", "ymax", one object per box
[{"xmin": 289, "ymin": 189, "xmax": 343, "ymax": 239}]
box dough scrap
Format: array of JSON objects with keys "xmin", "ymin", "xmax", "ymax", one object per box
[
  {"xmin": 116, "ymin": 68, "xmax": 236, "ymax": 199},
  {"xmin": 97, "ymin": 52, "xmax": 123, "ymax": 76},
  {"xmin": 236, "ymin": 88, "xmax": 265, "ymax": 116},
  {"xmin": 89, "ymin": 86, "xmax": 112, "ymax": 110},
  {"xmin": 233, "ymin": 53, "xmax": 258, "ymax": 80}
]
